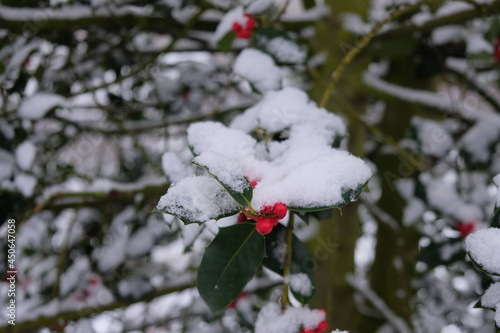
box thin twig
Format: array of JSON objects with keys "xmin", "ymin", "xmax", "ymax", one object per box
[
  {"xmin": 281, "ymin": 212, "xmax": 295, "ymax": 309},
  {"xmin": 319, "ymin": 2, "xmax": 423, "ymax": 108}
]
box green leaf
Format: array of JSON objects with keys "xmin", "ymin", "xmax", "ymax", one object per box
[
  {"xmin": 468, "ymin": 254, "xmax": 500, "ymax": 277},
  {"xmin": 491, "ymin": 205, "xmax": 500, "ymax": 229},
  {"xmin": 288, "ymin": 181, "xmax": 369, "ymax": 212},
  {"xmin": 217, "ymin": 30, "xmax": 235, "ymax": 53},
  {"xmin": 153, "ymin": 175, "xmax": 240, "ymax": 224},
  {"xmin": 262, "ymin": 224, "xmax": 315, "ymax": 305},
  {"xmin": 197, "ymin": 223, "xmax": 266, "ymax": 312},
  {"xmin": 191, "ymin": 160, "xmax": 253, "ymax": 207}
]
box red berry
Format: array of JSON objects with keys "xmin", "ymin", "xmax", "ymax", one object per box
[
  {"xmin": 457, "ymin": 221, "xmax": 475, "ymax": 237},
  {"xmin": 245, "ymin": 13, "xmax": 257, "ymax": 30},
  {"xmin": 256, "ymin": 219, "xmax": 274, "ymax": 235},
  {"xmin": 238, "ymin": 213, "xmax": 247, "ymax": 223},
  {"xmin": 272, "ymin": 202, "xmax": 288, "ymax": 219},
  {"xmin": 269, "ymin": 217, "xmax": 279, "ymax": 226},
  {"xmin": 316, "ymin": 321, "xmax": 329, "ymax": 333},
  {"xmin": 260, "ymin": 205, "xmax": 273, "ymax": 215},
  {"xmin": 252, "ymin": 215, "xmax": 265, "ymax": 222},
  {"xmin": 235, "ymin": 28, "xmax": 252, "ymax": 39},
  {"xmin": 495, "ymin": 35, "xmax": 500, "ymax": 62},
  {"xmin": 89, "ymin": 277, "xmax": 99, "ymax": 285},
  {"xmin": 232, "ymin": 22, "xmax": 242, "ymax": 33},
  {"xmin": 250, "ymin": 180, "xmax": 258, "ymax": 188}
]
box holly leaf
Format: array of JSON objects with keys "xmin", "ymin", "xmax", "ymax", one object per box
[
  {"xmin": 191, "ymin": 152, "xmax": 253, "ymax": 207},
  {"xmin": 217, "ymin": 30, "xmax": 235, "ymax": 53},
  {"xmin": 262, "ymin": 223, "xmax": 315, "ymax": 305},
  {"xmin": 153, "ymin": 175, "xmax": 240, "ymax": 224},
  {"xmin": 197, "ymin": 223, "xmax": 266, "ymax": 312},
  {"xmin": 288, "ymin": 181, "xmax": 369, "ymax": 212}
]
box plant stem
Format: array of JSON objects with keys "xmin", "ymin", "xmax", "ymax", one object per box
[
  {"xmin": 281, "ymin": 212, "xmax": 295, "ymax": 309},
  {"xmin": 319, "ymin": 1, "xmax": 422, "ymax": 108}
]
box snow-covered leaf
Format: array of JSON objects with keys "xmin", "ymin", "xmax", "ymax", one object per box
[
  {"xmin": 154, "ymin": 175, "xmax": 240, "ymax": 224},
  {"xmin": 192, "ymin": 151, "xmax": 253, "ymax": 207}
]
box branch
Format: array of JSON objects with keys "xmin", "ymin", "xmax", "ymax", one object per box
[
  {"xmin": 2, "ymin": 279, "xmax": 196, "ymax": 332},
  {"xmin": 319, "ymin": 2, "xmax": 423, "ymax": 108},
  {"xmin": 34, "ymin": 179, "xmax": 169, "ymax": 213},
  {"xmin": 347, "ymin": 275, "xmax": 412, "ymax": 333},
  {"xmin": 281, "ymin": 212, "xmax": 295, "ymax": 309},
  {"xmin": 375, "ymin": 0, "xmax": 500, "ymax": 40}
]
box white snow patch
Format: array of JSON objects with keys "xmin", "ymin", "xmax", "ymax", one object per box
[
  {"xmin": 0, "ymin": 149, "xmax": 15, "ymax": 180},
  {"xmin": 441, "ymin": 324, "xmax": 464, "ymax": 333},
  {"xmin": 15, "ymin": 140, "xmax": 37, "ymax": 170},
  {"xmin": 14, "ymin": 173, "xmax": 37, "ymax": 197},
  {"xmin": 18, "ymin": 93, "xmax": 66, "ymax": 119},
  {"xmin": 156, "ymin": 175, "xmax": 239, "ymax": 223},
  {"xmin": 466, "ymin": 228, "xmax": 500, "ymax": 274},
  {"xmin": 481, "ymin": 282, "xmax": 500, "ymax": 309},
  {"xmin": 255, "ymin": 303, "xmax": 326, "ymax": 333},
  {"xmin": 288, "ymin": 273, "xmax": 313, "ymax": 296},
  {"xmin": 193, "ymin": 151, "xmax": 249, "ymax": 193},
  {"xmin": 212, "ymin": 6, "xmax": 246, "ymax": 43},
  {"xmin": 233, "ymin": 48, "xmax": 282, "ymax": 92},
  {"xmin": 265, "ymin": 37, "xmax": 306, "ymax": 64}
]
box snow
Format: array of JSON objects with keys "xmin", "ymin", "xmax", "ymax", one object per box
[
  {"xmin": 156, "ymin": 175, "xmax": 239, "ymax": 223},
  {"xmin": 193, "ymin": 151, "xmax": 250, "ymax": 193},
  {"xmin": 412, "ymin": 117, "xmax": 453, "ymax": 158},
  {"xmin": 0, "ymin": 4, "xmax": 152, "ymax": 21},
  {"xmin": 233, "ymin": 48, "xmax": 282, "ymax": 92},
  {"xmin": 15, "ymin": 140, "xmax": 37, "ymax": 170},
  {"xmin": 288, "ymin": 273, "xmax": 313, "ymax": 296},
  {"xmin": 481, "ymin": 282, "xmax": 500, "ymax": 309},
  {"xmin": 14, "ymin": 173, "xmax": 37, "ymax": 197},
  {"xmin": 162, "ymin": 151, "xmax": 194, "ymax": 183},
  {"xmin": 18, "ymin": 93, "xmax": 66, "ymax": 120},
  {"xmin": 265, "ymin": 37, "xmax": 307, "ymax": 64},
  {"xmin": 246, "ymin": 0, "xmax": 272, "ymax": 14},
  {"xmin": 254, "ymin": 303, "xmax": 326, "ymax": 333},
  {"xmin": 0, "ymin": 148, "xmax": 15, "ymax": 180},
  {"xmin": 230, "ymin": 87, "xmax": 345, "ymax": 141},
  {"xmin": 93, "ymin": 208, "xmax": 133, "ymax": 272},
  {"xmin": 466, "ymin": 228, "xmax": 500, "ymax": 274},
  {"xmin": 432, "ymin": 26, "xmax": 461, "ymax": 45},
  {"xmin": 160, "ymin": 87, "xmax": 371, "ymax": 222},
  {"xmin": 187, "ymin": 121, "xmax": 257, "ymax": 157},
  {"xmin": 212, "ymin": 6, "xmax": 246, "ymax": 43},
  {"xmin": 441, "ymin": 324, "xmax": 464, "ymax": 333},
  {"xmin": 421, "ymin": 173, "xmax": 483, "ymax": 222}
]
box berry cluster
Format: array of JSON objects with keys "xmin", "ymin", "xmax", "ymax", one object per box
[
  {"xmin": 300, "ymin": 320, "xmax": 329, "ymax": 333},
  {"xmin": 232, "ymin": 13, "xmax": 257, "ymax": 39},
  {"xmin": 239, "ymin": 202, "xmax": 288, "ymax": 235},
  {"xmin": 495, "ymin": 34, "xmax": 500, "ymax": 62},
  {"xmin": 456, "ymin": 221, "xmax": 475, "ymax": 237}
]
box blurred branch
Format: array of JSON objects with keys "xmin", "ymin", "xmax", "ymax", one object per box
[
  {"xmin": 52, "ymin": 102, "xmax": 253, "ymax": 135},
  {"xmin": 2, "ymin": 279, "xmax": 196, "ymax": 332},
  {"xmin": 338, "ymin": 97, "xmax": 429, "ymax": 172},
  {"xmin": 34, "ymin": 180, "xmax": 169, "ymax": 213},
  {"xmin": 347, "ymin": 275, "xmax": 411, "ymax": 333},
  {"xmin": 375, "ymin": 0, "xmax": 500, "ymax": 40},
  {"xmin": 319, "ymin": 2, "xmax": 423, "ymax": 107},
  {"xmin": 445, "ymin": 59, "xmax": 500, "ymax": 113}
]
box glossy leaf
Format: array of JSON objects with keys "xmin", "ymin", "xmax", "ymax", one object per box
[
  {"xmin": 197, "ymin": 223, "xmax": 266, "ymax": 312},
  {"xmin": 191, "ymin": 161, "xmax": 253, "ymax": 207},
  {"xmin": 288, "ymin": 180, "xmax": 369, "ymax": 212}
]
